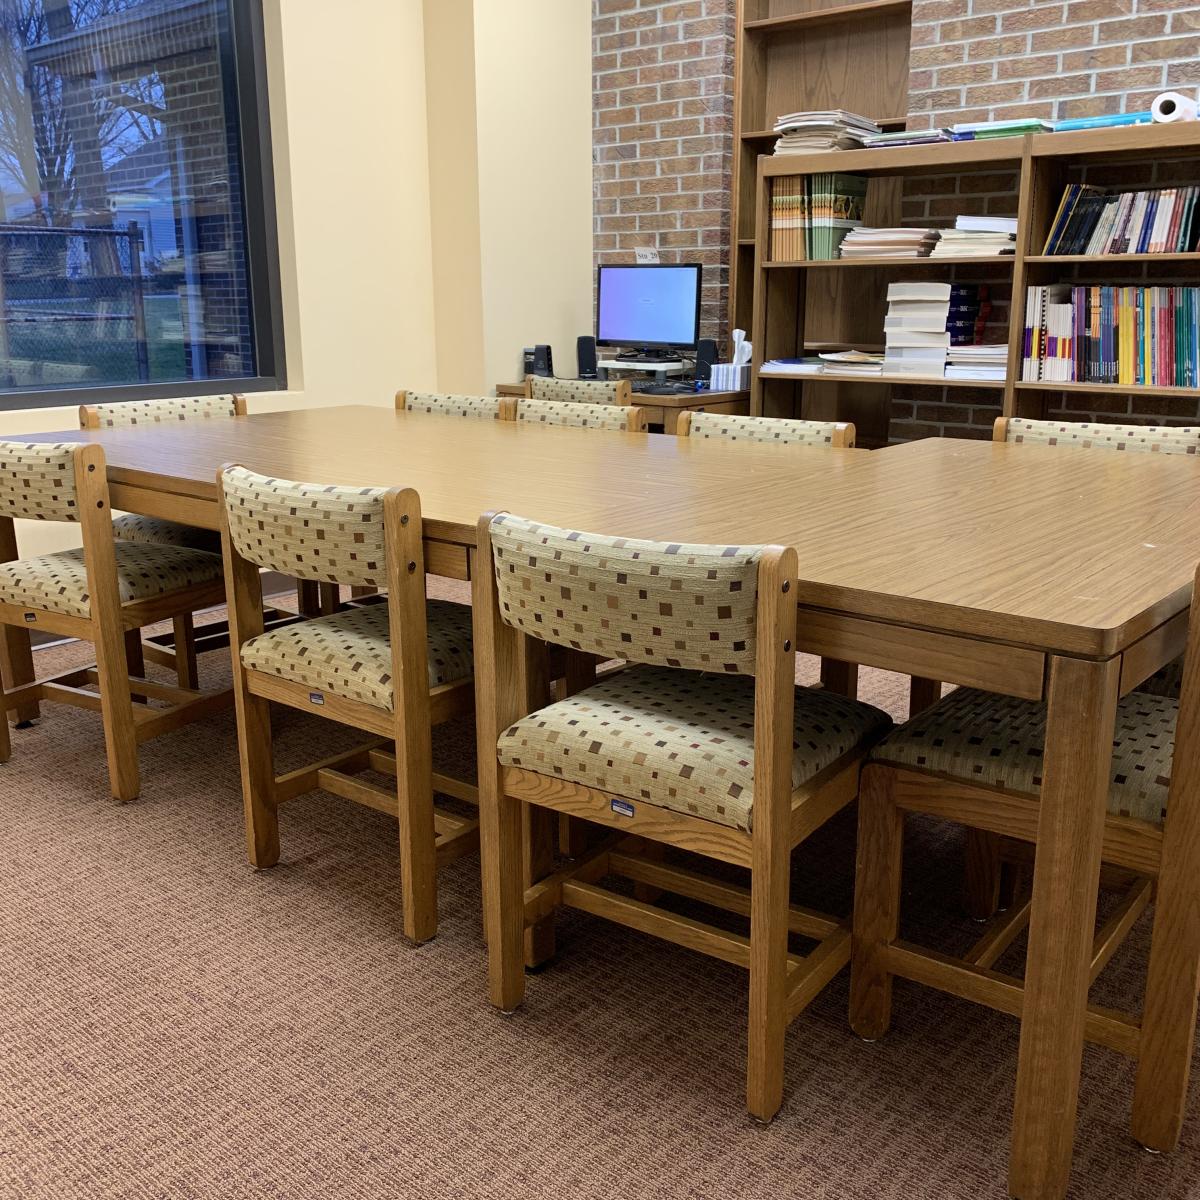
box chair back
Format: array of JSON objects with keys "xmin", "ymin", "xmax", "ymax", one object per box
[
  {"xmin": 220, "ymin": 466, "xmax": 390, "ymax": 588},
  {"xmin": 396, "ymin": 390, "xmax": 506, "ymax": 419},
  {"xmin": 487, "ymin": 512, "xmax": 765, "ymax": 674},
  {"xmin": 995, "ymin": 417, "xmax": 1200, "ymax": 455},
  {"xmin": 515, "ymin": 398, "xmax": 641, "ymax": 431},
  {"xmin": 0, "ymin": 441, "xmax": 84, "ymax": 522},
  {"xmin": 683, "ymin": 412, "xmax": 854, "ymax": 447},
  {"xmin": 526, "ymin": 377, "xmax": 631, "ymax": 406},
  {"xmin": 79, "ymin": 395, "xmax": 245, "ymax": 429}
]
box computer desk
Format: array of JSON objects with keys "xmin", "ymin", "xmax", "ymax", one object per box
[{"xmin": 495, "ymin": 383, "xmax": 749, "ymax": 435}]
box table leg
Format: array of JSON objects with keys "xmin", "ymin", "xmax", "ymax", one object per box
[
  {"xmin": 1008, "ymin": 654, "xmax": 1119, "ymax": 1200},
  {"xmin": 820, "ymin": 658, "xmax": 858, "ymax": 699}
]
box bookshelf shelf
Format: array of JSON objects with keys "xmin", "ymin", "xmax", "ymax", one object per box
[
  {"xmin": 1014, "ymin": 381, "xmax": 1200, "ymax": 399},
  {"xmin": 763, "ymin": 255, "xmax": 1016, "ymax": 270},
  {"xmin": 743, "ymin": 0, "xmax": 911, "ymax": 34},
  {"xmin": 1024, "ymin": 253, "xmax": 1200, "ymax": 265},
  {"xmin": 761, "ymin": 139, "xmax": 1024, "ymax": 178},
  {"xmin": 763, "ymin": 370, "xmax": 1006, "ymax": 389}
]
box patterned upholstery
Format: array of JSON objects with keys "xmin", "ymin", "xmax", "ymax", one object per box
[
  {"xmin": 240, "ymin": 599, "xmax": 473, "ymax": 711},
  {"xmin": 489, "ymin": 513, "xmax": 764, "ymax": 674},
  {"xmin": 529, "ymin": 377, "xmax": 624, "ymax": 406},
  {"xmin": 221, "ymin": 466, "xmax": 390, "ymax": 588},
  {"xmin": 0, "ymin": 541, "xmax": 223, "ymax": 619},
  {"xmin": 0, "ymin": 441, "xmax": 81, "ymax": 522},
  {"xmin": 401, "ymin": 392, "xmax": 503, "ymax": 420},
  {"xmin": 498, "ymin": 664, "xmax": 890, "ymax": 831},
  {"xmin": 871, "ymin": 686, "xmax": 1178, "ymax": 827},
  {"xmin": 516, "ymin": 399, "xmax": 632, "ymax": 430},
  {"xmin": 85, "ymin": 395, "xmax": 241, "ymax": 428},
  {"xmin": 1004, "ymin": 418, "xmax": 1200, "ymax": 454},
  {"xmin": 687, "ymin": 413, "xmax": 843, "ymax": 447},
  {"xmin": 111, "ymin": 513, "xmax": 222, "ymax": 555}
]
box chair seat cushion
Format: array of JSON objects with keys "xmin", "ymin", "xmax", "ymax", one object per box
[
  {"xmin": 112, "ymin": 513, "xmax": 222, "ymax": 555},
  {"xmin": 239, "ymin": 599, "xmax": 473, "ymax": 712},
  {"xmin": 871, "ymin": 686, "xmax": 1177, "ymax": 827},
  {"xmin": 0, "ymin": 541, "xmax": 223, "ymax": 620},
  {"xmin": 497, "ymin": 664, "xmax": 891, "ymax": 831}
]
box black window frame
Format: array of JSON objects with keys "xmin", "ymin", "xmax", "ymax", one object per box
[{"xmin": 0, "ymin": 0, "xmax": 285, "ymax": 412}]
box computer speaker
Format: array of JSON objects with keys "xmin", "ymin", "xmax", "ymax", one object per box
[
  {"xmin": 695, "ymin": 338, "xmax": 718, "ymax": 384},
  {"xmin": 531, "ymin": 344, "xmax": 553, "ymax": 377},
  {"xmin": 577, "ymin": 335, "xmax": 598, "ymax": 379}
]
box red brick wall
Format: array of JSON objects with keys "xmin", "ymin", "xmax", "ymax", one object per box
[{"xmin": 592, "ymin": 0, "xmax": 736, "ymax": 344}]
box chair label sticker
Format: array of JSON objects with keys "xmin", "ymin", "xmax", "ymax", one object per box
[
  {"xmin": 611, "ymin": 799, "xmax": 635, "ymax": 818},
  {"xmin": 309, "ymin": 692, "xmax": 325, "ymax": 706},
  {"xmin": 23, "ymin": 612, "xmax": 35, "ymax": 623}
]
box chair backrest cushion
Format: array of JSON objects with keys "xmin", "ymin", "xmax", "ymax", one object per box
[
  {"xmin": 687, "ymin": 412, "xmax": 841, "ymax": 447},
  {"xmin": 403, "ymin": 392, "xmax": 503, "ymax": 419},
  {"xmin": 221, "ymin": 466, "xmax": 389, "ymax": 587},
  {"xmin": 0, "ymin": 441, "xmax": 81, "ymax": 522},
  {"xmin": 84, "ymin": 395, "xmax": 240, "ymax": 428},
  {"xmin": 516, "ymin": 399, "xmax": 630, "ymax": 430},
  {"xmin": 529, "ymin": 377, "xmax": 623, "ymax": 406},
  {"xmin": 488, "ymin": 513, "xmax": 764, "ymax": 674},
  {"xmin": 1005, "ymin": 418, "xmax": 1200, "ymax": 455}
]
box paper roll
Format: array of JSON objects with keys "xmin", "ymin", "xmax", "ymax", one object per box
[{"xmin": 1152, "ymin": 90, "xmax": 1199, "ymax": 123}]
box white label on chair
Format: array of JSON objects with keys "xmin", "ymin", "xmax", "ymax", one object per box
[
  {"xmin": 22, "ymin": 612, "xmax": 35, "ymax": 623},
  {"xmin": 309, "ymin": 692, "xmax": 325, "ymax": 706},
  {"xmin": 611, "ymin": 799, "xmax": 635, "ymax": 818}
]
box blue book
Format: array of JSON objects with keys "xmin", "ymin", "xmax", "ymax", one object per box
[{"xmin": 1053, "ymin": 111, "xmax": 1153, "ymax": 132}]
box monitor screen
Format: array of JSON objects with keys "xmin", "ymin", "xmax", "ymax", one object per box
[{"xmin": 596, "ymin": 264, "xmax": 702, "ymax": 350}]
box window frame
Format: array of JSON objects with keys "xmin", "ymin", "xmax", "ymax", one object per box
[{"xmin": 0, "ymin": 0, "xmax": 285, "ymax": 412}]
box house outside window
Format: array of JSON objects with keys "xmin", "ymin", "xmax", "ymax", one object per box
[{"xmin": 0, "ymin": 0, "xmax": 282, "ymax": 408}]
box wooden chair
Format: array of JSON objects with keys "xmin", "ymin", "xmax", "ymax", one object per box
[
  {"xmin": 218, "ymin": 465, "xmax": 478, "ymax": 944},
  {"xmin": 850, "ymin": 560, "xmax": 1200, "ymax": 1172},
  {"xmin": 677, "ymin": 412, "xmax": 855, "ymax": 447},
  {"xmin": 395, "ymin": 390, "xmax": 515, "ymax": 419},
  {"xmin": 0, "ymin": 441, "xmax": 231, "ymax": 801},
  {"xmin": 524, "ymin": 375, "xmax": 633, "ymax": 406},
  {"xmin": 473, "ymin": 512, "xmax": 891, "ymax": 1119},
  {"xmin": 514, "ymin": 397, "xmax": 645, "ymax": 431}
]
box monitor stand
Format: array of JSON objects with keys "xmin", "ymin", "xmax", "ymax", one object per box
[{"xmin": 614, "ymin": 347, "xmax": 677, "ymax": 363}]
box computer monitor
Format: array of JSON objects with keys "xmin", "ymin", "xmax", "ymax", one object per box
[{"xmin": 596, "ymin": 263, "xmax": 702, "ymax": 355}]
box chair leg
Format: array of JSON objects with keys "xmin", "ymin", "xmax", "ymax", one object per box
[
  {"xmin": 0, "ymin": 662, "xmax": 10, "ymax": 762},
  {"xmin": 237, "ymin": 688, "xmax": 279, "ymax": 868},
  {"xmin": 482, "ymin": 784, "xmax": 527, "ymax": 1012},
  {"xmin": 850, "ymin": 765, "xmax": 903, "ymax": 1041},
  {"xmin": 964, "ymin": 828, "xmax": 1003, "ymax": 920},
  {"xmin": 318, "ymin": 582, "xmax": 340, "ymax": 616},
  {"xmin": 819, "ymin": 658, "xmax": 858, "ymax": 699},
  {"xmin": 123, "ymin": 629, "xmax": 147, "ymax": 704},
  {"xmin": 296, "ymin": 580, "xmax": 321, "ymax": 617},
  {"xmin": 523, "ymin": 802, "xmax": 557, "ymax": 967},
  {"xmin": 94, "ymin": 629, "xmax": 140, "ymax": 802},
  {"xmin": 395, "ymin": 726, "xmax": 438, "ymax": 947},
  {"xmin": 1, "ymin": 625, "xmax": 38, "ymax": 724},
  {"xmin": 173, "ymin": 614, "xmax": 199, "ymax": 689}
]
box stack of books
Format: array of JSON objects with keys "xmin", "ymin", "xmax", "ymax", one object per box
[
  {"xmin": 948, "ymin": 283, "xmax": 991, "ymax": 346},
  {"xmin": 759, "ymin": 357, "xmax": 824, "ymax": 377},
  {"xmin": 1023, "ymin": 284, "xmax": 1200, "ymax": 387},
  {"xmin": 883, "ymin": 281, "xmax": 952, "ymax": 378},
  {"xmin": 861, "ymin": 128, "xmax": 952, "ymax": 148},
  {"xmin": 950, "ymin": 117, "xmax": 1054, "ymax": 141},
  {"xmin": 1042, "ymin": 184, "xmax": 1200, "ymax": 256},
  {"xmin": 817, "ymin": 350, "xmax": 884, "ymax": 375},
  {"xmin": 772, "ymin": 110, "xmax": 880, "ymax": 153},
  {"xmin": 946, "ymin": 345, "xmax": 1007, "ymax": 382},
  {"xmin": 839, "ymin": 227, "xmax": 940, "ymax": 259},
  {"xmin": 930, "ymin": 215, "xmax": 1018, "ymax": 257},
  {"xmin": 769, "ymin": 173, "xmax": 868, "ymax": 260}
]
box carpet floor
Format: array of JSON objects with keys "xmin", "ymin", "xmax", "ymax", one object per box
[{"xmin": 1, "ymin": 592, "xmax": 1198, "ymax": 1199}]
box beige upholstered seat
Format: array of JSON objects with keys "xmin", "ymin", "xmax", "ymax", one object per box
[
  {"xmin": 81, "ymin": 395, "xmax": 243, "ymax": 428},
  {"xmin": 397, "ymin": 391, "xmax": 504, "ymax": 419},
  {"xmin": 528, "ymin": 377, "xmax": 626, "ymax": 405},
  {"xmin": 1001, "ymin": 417, "xmax": 1200, "ymax": 454},
  {"xmin": 499, "ymin": 663, "xmax": 889, "ymax": 831},
  {"xmin": 0, "ymin": 540, "xmax": 223, "ymax": 620},
  {"xmin": 239, "ymin": 599, "xmax": 473, "ymax": 712},
  {"xmin": 515, "ymin": 398, "xmax": 633, "ymax": 430},
  {"xmin": 685, "ymin": 412, "xmax": 853, "ymax": 447},
  {"xmin": 872, "ymin": 685, "xmax": 1176, "ymax": 827},
  {"xmin": 109, "ymin": 513, "xmax": 222, "ymax": 555}
]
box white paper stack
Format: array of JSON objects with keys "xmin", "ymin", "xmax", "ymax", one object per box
[
  {"xmin": 931, "ymin": 215, "xmax": 1017, "ymax": 257},
  {"xmin": 772, "ymin": 109, "xmax": 880, "ymax": 153},
  {"xmin": 945, "ymin": 344, "xmax": 1008, "ymax": 381},
  {"xmin": 839, "ymin": 227, "xmax": 941, "ymax": 259},
  {"xmin": 817, "ymin": 349, "xmax": 885, "ymax": 375},
  {"xmin": 883, "ymin": 281, "xmax": 951, "ymax": 378}
]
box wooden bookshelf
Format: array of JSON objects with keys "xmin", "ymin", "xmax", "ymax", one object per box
[{"xmin": 747, "ymin": 122, "xmax": 1200, "ymax": 444}]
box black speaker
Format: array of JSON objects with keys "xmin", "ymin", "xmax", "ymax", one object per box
[
  {"xmin": 695, "ymin": 337, "xmax": 718, "ymax": 384},
  {"xmin": 577, "ymin": 335, "xmax": 598, "ymax": 379},
  {"xmin": 533, "ymin": 344, "xmax": 554, "ymax": 377}
]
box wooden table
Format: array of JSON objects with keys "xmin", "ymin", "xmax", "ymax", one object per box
[
  {"xmin": 11, "ymin": 405, "xmax": 1200, "ymax": 1199},
  {"xmin": 495, "ymin": 382, "xmax": 750, "ymax": 433}
]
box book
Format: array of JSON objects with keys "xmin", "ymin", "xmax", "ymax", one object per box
[
  {"xmin": 887, "ymin": 281, "xmax": 952, "ymax": 301},
  {"xmin": 950, "ymin": 118, "xmax": 1054, "ymax": 139},
  {"xmin": 759, "ymin": 357, "xmax": 824, "ymax": 377},
  {"xmin": 1042, "ymin": 184, "xmax": 1200, "ymax": 255},
  {"xmin": 1052, "ymin": 111, "xmax": 1153, "ymax": 132}
]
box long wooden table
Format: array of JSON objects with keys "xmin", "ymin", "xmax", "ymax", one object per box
[{"xmin": 10, "ymin": 404, "xmax": 1200, "ymax": 1199}]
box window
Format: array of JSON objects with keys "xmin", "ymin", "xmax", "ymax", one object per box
[{"xmin": 0, "ymin": 0, "xmax": 282, "ymax": 407}]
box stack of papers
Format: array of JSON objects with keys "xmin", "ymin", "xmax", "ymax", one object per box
[
  {"xmin": 817, "ymin": 350, "xmax": 885, "ymax": 375},
  {"xmin": 773, "ymin": 110, "xmax": 880, "ymax": 153},
  {"xmin": 883, "ymin": 282, "xmax": 951, "ymax": 378},
  {"xmin": 840, "ymin": 227, "xmax": 940, "ymax": 259},
  {"xmin": 946, "ymin": 344, "xmax": 1008, "ymax": 382},
  {"xmin": 861, "ymin": 128, "xmax": 952, "ymax": 148},
  {"xmin": 931, "ymin": 215, "xmax": 1017, "ymax": 257},
  {"xmin": 759, "ymin": 357, "xmax": 824, "ymax": 377},
  {"xmin": 950, "ymin": 118, "xmax": 1055, "ymax": 140}
]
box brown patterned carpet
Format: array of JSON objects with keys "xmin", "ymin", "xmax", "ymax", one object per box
[{"xmin": 1, "ymin": 592, "xmax": 1198, "ymax": 1199}]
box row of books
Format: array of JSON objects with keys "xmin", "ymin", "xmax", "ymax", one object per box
[
  {"xmin": 1022, "ymin": 284, "xmax": 1200, "ymax": 387},
  {"xmin": 768, "ymin": 173, "xmax": 867, "ymax": 260},
  {"xmin": 1042, "ymin": 184, "xmax": 1200, "ymax": 256}
]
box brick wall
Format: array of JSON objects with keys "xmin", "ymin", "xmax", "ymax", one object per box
[{"xmin": 592, "ymin": 0, "xmax": 736, "ymax": 344}]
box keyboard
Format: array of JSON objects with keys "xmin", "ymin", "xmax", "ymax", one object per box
[{"xmin": 632, "ymin": 382, "xmax": 695, "ymax": 396}]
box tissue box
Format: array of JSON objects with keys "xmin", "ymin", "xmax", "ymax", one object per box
[{"xmin": 710, "ymin": 363, "xmax": 750, "ymax": 391}]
